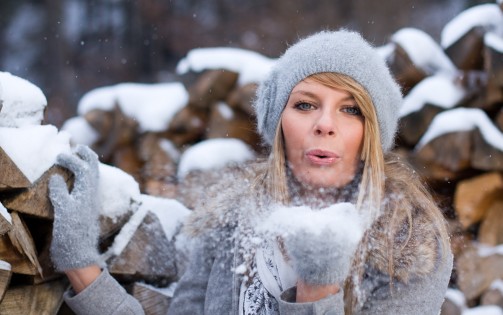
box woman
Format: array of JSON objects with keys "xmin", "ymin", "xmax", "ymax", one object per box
[{"xmin": 49, "ymin": 30, "xmax": 452, "ymax": 314}]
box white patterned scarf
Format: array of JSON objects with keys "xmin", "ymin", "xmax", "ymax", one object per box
[{"xmin": 240, "ymin": 240, "xmax": 296, "ymax": 315}]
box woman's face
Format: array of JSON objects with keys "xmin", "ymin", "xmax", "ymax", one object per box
[{"xmin": 281, "ymin": 78, "xmax": 364, "ymax": 188}]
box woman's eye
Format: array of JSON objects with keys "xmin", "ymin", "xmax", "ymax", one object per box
[
  {"xmin": 343, "ymin": 106, "xmax": 362, "ymax": 116},
  {"xmin": 295, "ymin": 102, "xmax": 314, "ymax": 111}
]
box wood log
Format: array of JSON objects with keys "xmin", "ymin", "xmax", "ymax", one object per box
[
  {"xmin": 0, "ymin": 146, "xmax": 31, "ymax": 191},
  {"xmin": 456, "ymin": 244, "xmax": 503, "ymax": 301},
  {"xmin": 0, "ymin": 278, "xmax": 68, "ymax": 314},
  {"xmin": 484, "ymin": 34, "xmax": 503, "ymax": 109},
  {"xmin": 132, "ymin": 282, "xmax": 173, "ymax": 315},
  {"xmin": 226, "ymin": 83, "xmax": 258, "ymax": 116},
  {"xmin": 83, "ymin": 109, "xmax": 114, "ymax": 145},
  {"xmin": 142, "ymin": 180, "xmax": 178, "ymax": 199},
  {"xmin": 4, "ymin": 212, "xmax": 42, "ymax": 276},
  {"xmin": 55, "ymin": 302, "xmax": 77, "ymax": 315},
  {"xmin": 403, "ymin": 153, "xmax": 461, "ymax": 185},
  {"xmin": 111, "ymin": 145, "xmax": 143, "ymax": 184},
  {"xmin": 99, "ymin": 210, "xmax": 134, "ymax": 243},
  {"xmin": 440, "ymin": 298, "xmax": 462, "ymax": 315},
  {"xmin": 20, "ymin": 216, "xmax": 58, "ymax": 284},
  {"xmin": 2, "ymin": 165, "xmax": 73, "ymax": 220},
  {"xmin": 177, "ymin": 166, "xmax": 226, "ymax": 210},
  {"xmin": 108, "ymin": 211, "xmax": 177, "ymax": 286},
  {"xmin": 206, "ymin": 103, "xmax": 261, "ymax": 150},
  {"xmin": 444, "ymin": 26, "xmax": 485, "ymax": 70},
  {"xmin": 31, "ymin": 239, "xmax": 57, "ymax": 285},
  {"xmin": 387, "ymin": 43, "xmax": 427, "ymax": 94},
  {"xmin": 415, "ymin": 130, "xmax": 472, "ymax": 173},
  {"xmin": 0, "ymin": 260, "xmax": 12, "ymax": 302},
  {"xmin": 89, "ymin": 104, "xmax": 138, "ymax": 162},
  {"xmin": 446, "ymin": 218, "xmax": 473, "ymax": 258},
  {"xmin": 399, "ymin": 104, "xmax": 443, "ymax": 147},
  {"xmin": 471, "ymin": 129, "xmax": 503, "ymax": 171},
  {"xmin": 480, "ymin": 281, "xmax": 503, "ymax": 308},
  {"xmin": 457, "ymin": 70, "xmax": 488, "ymax": 111},
  {"xmin": 497, "ymin": 108, "xmax": 503, "ymax": 131},
  {"xmin": 0, "ymin": 235, "xmax": 37, "ymax": 276},
  {"xmin": 138, "ymin": 133, "xmax": 177, "ymax": 182},
  {"xmin": 166, "ymin": 106, "xmax": 208, "ymax": 146},
  {"xmin": 478, "ymin": 196, "xmax": 503, "ymax": 246},
  {"xmin": 0, "ymin": 204, "xmax": 11, "ymax": 235},
  {"xmin": 187, "ymin": 69, "xmax": 239, "ymax": 110},
  {"xmin": 454, "ymin": 172, "xmax": 503, "ymax": 229},
  {"xmin": 83, "ymin": 108, "xmax": 114, "ymax": 142}
]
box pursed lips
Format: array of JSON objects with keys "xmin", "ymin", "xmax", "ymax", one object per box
[{"xmin": 305, "ymin": 149, "xmax": 340, "ymax": 166}]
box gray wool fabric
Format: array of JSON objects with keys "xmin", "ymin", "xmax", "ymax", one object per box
[
  {"xmin": 60, "ymin": 162, "xmax": 452, "ymax": 315},
  {"xmin": 285, "ymin": 226, "xmax": 359, "ymax": 286},
  {"xmin": 254, "ymin": 30, "xmax": 403, "ymax": 152},
  {"xmin": 49, "ymin": 145, "xmax": 103, "ymax": 271},
  {"xmin": 261, "ymin": 203, "xmax": 363, "ymax": 286}
]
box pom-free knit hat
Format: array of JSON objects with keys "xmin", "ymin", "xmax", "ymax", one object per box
[{"xmin": 254, "ymin": 30, "xmax": 403, "ymax": 152}]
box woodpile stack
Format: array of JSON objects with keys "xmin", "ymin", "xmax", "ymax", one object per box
[
  {"xmin": 1, "ymin": 2, "xmax": 503, "ymax": 314},
  {"xmin": 0, "ymin": 74, "xmax": 193, "ymax": 313},
  {"xmin": 383, "ymin": 3, "xmax": 503, "ymax": 314},
  {"xmin": 70, "ymin": 67, "xmax": 263, "ymax": 204},
  {"xmin": 0, "ymin": 134, "xmax": 192, "ymax": 314}
]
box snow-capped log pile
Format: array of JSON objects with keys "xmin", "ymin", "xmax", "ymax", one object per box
[
  {"xmin": 61, "ymin": 48, "xmax": 272, "ymax": 201},
  {"xmin": 0, "ymin": 73, "xmax": 192, "ymax": 314},
  {"xmin": 380, "ymin": 3, "xmax": 503, "ymax": 314}
]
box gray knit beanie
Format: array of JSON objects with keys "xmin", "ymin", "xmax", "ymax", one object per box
[{"xmin": 254, "ymin": 30, "xmax": 402, "ymax": 152}]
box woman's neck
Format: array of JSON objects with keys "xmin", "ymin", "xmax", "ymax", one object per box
[{"xmin": 287, "ymin": 165, "xmax": 362, "ymax": 209}]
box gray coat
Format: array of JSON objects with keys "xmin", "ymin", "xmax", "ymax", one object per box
[{"xmin": 64, "ymin": 162, "xmax": 453, "ymax": 315}]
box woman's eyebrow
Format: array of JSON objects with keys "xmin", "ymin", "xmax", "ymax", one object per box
[
  {"xmin": 290, "ymin": 90, "xmax": 318, "ymax": 98},
  {"xmin": 291, "ymin": 90, "xmax": 356, "ymax": 102}
]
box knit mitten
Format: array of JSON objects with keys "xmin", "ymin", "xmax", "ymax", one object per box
[
  {"xmin": 262, "ymin": 203, "xmax": 364, "ymax": 285},
  {"xmin": 49, "ymin": 145, "xmax": 102, "ymax": 271}
]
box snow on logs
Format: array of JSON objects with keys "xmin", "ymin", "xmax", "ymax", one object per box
[
  {"xmin": 62, "ymin": 64, "xmax": 262, "ymax": 198},
  {"xmin": 385, "ymin": 5, "xmax": 503, "ymax": 309},
  {"xmin": 0, "ymin": 73, "xmax": 191, "ymax": 313},
  {"xmin": 413, "ymin": 108, "xmax": 503, "ymax": 179}
]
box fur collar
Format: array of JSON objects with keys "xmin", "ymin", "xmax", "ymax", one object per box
[
  {"xmin": 182, "ymin": 159, "xmax": 439, "ymax": 282},
  {"xmin": 365, "ymin": 183, "xmax": 439, "ymax": 283},
  {"xmin": 182, "ymin": 160, "xmax": 267, "ymax": 238}
]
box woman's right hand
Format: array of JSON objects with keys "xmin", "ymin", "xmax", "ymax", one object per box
[
  {"xmin": 261, "ymin": 203, "xmax": 364, "ymax": 299},
  {"xmin": 296, "ymin": 280, "xmax": 340, "ymax": 302},
  {"xmin": 49, "ymin": 145, "xmax": 102, "ymax": 272}
]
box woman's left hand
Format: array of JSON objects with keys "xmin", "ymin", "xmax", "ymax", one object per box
[{"xmin": 49, "ymin": 145, "xmax": 102, "ymax": 272}]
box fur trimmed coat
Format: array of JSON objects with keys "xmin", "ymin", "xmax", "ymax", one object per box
[{"xmin": 63, "ymin": 159, "xmax": 453, "ymax": 315}]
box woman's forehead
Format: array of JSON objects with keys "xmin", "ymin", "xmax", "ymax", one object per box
[{"xmin": 291, "ymin": 79, "xmax": 355, "ymax": 99}]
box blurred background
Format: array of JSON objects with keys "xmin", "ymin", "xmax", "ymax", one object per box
[
  {"xmin": 0, "ymin": 0, "xmax": 492, "ymax": 127},
  {"xmin": 1, "ymin": 3, "xmax": 503, "ymax": 313}
]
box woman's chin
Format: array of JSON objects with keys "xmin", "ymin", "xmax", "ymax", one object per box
[{"xmin": 297, "ymin": 172, "xmax": 353, "ymax": 189}]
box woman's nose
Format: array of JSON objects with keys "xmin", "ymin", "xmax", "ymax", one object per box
[{"xmin": 314, "ymin": 112, "xmax": 336, "ymax": 136}]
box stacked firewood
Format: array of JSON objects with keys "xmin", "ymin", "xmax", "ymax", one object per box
[
  {"xmin": 74, "ymin": 68, "xmax": 263, "ymax": 201},
  {"xmin": 0, "ymin": 129, "xmax": 192, "ymax": 314},
  {"xmin": 0, "ymin": 74, "xmax": 193, "ymax": 313},
  {"xmin": 0, "ymin": 62, "xmax": 262, "ymax": 313},
  {"xmin": 1, "ymin": 2, "xmax": 503, "ymax": 314},
  {"xmin": 385, "ymin": 3, "xmax": 503, "ymax": 314}
]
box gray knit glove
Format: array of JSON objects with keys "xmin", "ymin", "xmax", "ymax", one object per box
[
  {"xmin": 49, "ymin": 145, "xmax": 102, "ymax": 271},
  {"xmin": 261, "ymin": 203, "xmax": 364, "ymax": 285}
]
